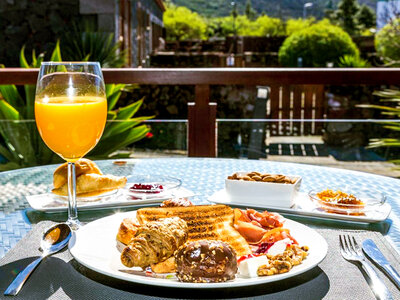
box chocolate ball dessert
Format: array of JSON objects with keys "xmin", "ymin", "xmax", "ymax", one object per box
[{"xmin": 175, "ymin": 240, "xmax": 238, "ymax": 283}]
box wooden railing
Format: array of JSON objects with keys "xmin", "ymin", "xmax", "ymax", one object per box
[{"xmin": 1, "ymin": 68, "xmax": 400, "ymax": 157}]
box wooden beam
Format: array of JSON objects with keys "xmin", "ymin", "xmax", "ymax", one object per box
[
  {"xmin": 1, "ymin": 68, "xmax": 400, "ymax": 85},
  {"xmin": 188, "ymin": 85, "xmax": 216, "ymax": 157}
]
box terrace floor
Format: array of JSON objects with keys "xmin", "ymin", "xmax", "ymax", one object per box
[{"xmin": 130, "ymin": 135, "xmax": 400, "ymax": 178}]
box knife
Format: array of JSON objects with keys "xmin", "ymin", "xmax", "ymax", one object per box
[{"xmin": 363, "ymin": 239, "xmax": 400, "ymax": 290}]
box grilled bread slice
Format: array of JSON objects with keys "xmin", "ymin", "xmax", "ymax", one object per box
[{"xmin": 136, "ymin": 204, "xmax": 252, "ymax": 257}]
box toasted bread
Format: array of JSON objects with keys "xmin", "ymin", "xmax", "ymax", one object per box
[{"xmin": 136, "ymin": 205, "xmax": 252, "ymax": 257}]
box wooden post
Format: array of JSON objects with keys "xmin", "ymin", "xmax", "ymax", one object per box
[{"xmin": 188, "ymin": 85, "xmax": 216, "ymax": 157}]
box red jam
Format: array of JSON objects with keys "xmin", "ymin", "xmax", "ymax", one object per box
[
  {"xmin": 130, "ymin": 183, "xmax": 164, "ymax": 193},
  {"xmin": 254, "ymin": 242, "xmax": 274, "ymax": 254}
]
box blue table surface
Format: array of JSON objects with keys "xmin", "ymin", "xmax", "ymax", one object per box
[{"xmin": 1, "ymin": 157, "xmax": 399, "ymax": 258}]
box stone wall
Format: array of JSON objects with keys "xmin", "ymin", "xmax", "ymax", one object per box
[{"xmin": 0, "ymin": 0, "xmax": 81, "ymax": 66}]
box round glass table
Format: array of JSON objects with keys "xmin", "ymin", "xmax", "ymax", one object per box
[{"xmin": 0, "ymin": 157, "xmax": 398, "ymax": 258}]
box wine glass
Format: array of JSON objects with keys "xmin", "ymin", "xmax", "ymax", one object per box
[{"xmin": 35, "ymin": 62, "xmax": 107, "ymax": 229}]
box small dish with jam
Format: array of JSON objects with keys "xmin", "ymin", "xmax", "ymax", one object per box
[
  {"xmin": 126, "ymin": 174, "xmax": 182, "ymax": 199},
  {"xmin": 308, "ymin": 188, "xmax": 386, "ymax": 215}
]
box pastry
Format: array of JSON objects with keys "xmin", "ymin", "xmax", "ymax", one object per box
[
  {"xmin": 52, "ymin": 173, "xmax": 127, "ymax": 196},
  {"xmin": 151, "ymin": 256, "xmax": 176, "ymax": 273},
  {"xmin": 120, "ymin": 217, "xmax": 188, "ymax": 268},
  {"xmin": 175, "ymin": 240, "xmax": 238, "ymax": 283},
  {"xmin": 160, "ymin": 198, "xmax": 193, "ymax": 207},
  {"xmin": 53, "ymin": 158, "xmax": 102, "ymax": 189},
  {"xmin": 117, "ymin": 218, "xmax": 141, "ymax": 245}
]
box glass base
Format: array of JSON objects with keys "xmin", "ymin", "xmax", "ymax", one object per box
[{"xmin": 66, "ymin": 218, "xmax": 81, "ymax": 231}]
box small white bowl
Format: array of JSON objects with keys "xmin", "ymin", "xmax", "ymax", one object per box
[{"xmin": 225, "ymin": 172, "xmax": 302, "ymax": 208}]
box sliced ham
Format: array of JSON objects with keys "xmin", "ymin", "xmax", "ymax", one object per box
[{"xmin": 234, "ymin": 220, "xmax": 266, "ymax": 243}]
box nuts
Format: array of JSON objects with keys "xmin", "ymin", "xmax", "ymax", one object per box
[
  {"xmin": 257, "ymin": 244, "xmax": 308, "ymax": 277},
  {"xmin": 227, "ymin": 172, "xmax": 296, "ymax": 184}
]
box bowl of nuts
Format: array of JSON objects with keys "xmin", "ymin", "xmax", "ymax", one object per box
[{"xmin": 225, "ymin": 172, "xmax": 301, "ymax": 208}]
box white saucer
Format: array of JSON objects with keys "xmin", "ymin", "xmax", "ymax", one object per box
[{"xmin": 208, "ymin": 189, "xmax": 391, "ymax": 223}]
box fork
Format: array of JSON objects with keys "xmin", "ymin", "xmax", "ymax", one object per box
[{"xmin": 339, "ymin": 235, "xmax": 393, "ymax": 300}]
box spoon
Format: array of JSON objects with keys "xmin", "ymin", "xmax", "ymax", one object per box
[{"xmin": 4, "ymin": 223, "xmax": 72, "ymax": 296}]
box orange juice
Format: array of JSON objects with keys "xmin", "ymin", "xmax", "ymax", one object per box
[{"xmin": 35, "ymin": 96, "xmax": 107, "ymax": 161}]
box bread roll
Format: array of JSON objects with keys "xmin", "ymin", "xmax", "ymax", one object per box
[{"xmin": 53, "ymin": 158, "xmax": 102, "ymax": 188}]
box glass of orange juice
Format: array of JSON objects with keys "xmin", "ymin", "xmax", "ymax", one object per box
[{"xmin": 35, "ymin": 62, "xmax": 107, "ymax": 229}]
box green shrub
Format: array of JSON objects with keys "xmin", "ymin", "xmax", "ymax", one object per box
[
  {"xmin": 286, "ymin": 18, "xmax": 316, "ymax": 36},
  {"xmin": 252, "ymin": 15, "xmax": 284, "ymax": 36},
  {"xmin": 278, "ymin": 23, "xmax": 359, "ymax": 67},
  {"xmin": 375, "ymin": 19, "xmax": 400, "ymax": 64}
]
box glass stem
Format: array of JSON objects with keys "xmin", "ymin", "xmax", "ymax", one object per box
[{"xmin": 67, "ymin": 162, "xmax": 80, "ymax": 230}]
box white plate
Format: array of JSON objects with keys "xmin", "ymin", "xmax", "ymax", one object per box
[
  {"xmin": 26, "ymin": 187, "xmax": 195, "ymax": 212},
  {"xmin": 69, "ymin": 210, "xmax": 328, "ymax": 289},
  {"xmin": 209, "ymin": 190, "xmax": 392, "ymax": 223}
]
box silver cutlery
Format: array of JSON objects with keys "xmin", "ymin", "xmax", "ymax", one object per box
[
  {"xmin": 363, "ymin": 239, "xmax": 400, "ymax": 290},
  {"xmin": 339, "ymin": 234, "xmax": 393, "ymax": 300},
  {"xmin": 4, "ymin": 223, "xmax": 72, "ymax": 296}
]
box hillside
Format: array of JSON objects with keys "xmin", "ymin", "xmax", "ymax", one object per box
[{"xmin": 172, "ymin": 0, "xmax": 377, "ymax": 18}]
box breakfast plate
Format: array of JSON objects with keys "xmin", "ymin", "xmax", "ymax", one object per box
[
  {"xmin": 69, "ymin": 210, "xmax": 327, "ymax": 288},
  {"xmin": 26, "ymin": 187, "xmax": 195, "ymax": 212},
  {"xmin": 208, "ymin": 190, "xmax": 391, "ymax": 223}
]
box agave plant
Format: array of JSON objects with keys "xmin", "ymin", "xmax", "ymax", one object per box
[
  {"xmin": 62, "ymin": 22, "xmax": 126, "ymax": 68},
  {"xmin": 0, "ymin": 43, "xmax": 152, "ymax": 170},
  {"xmin": 358, "ymin": 89, "xmax": 400, "ymax": 165},
  {"xmin": 338, "ymin": 55, "xmax": 371, "ymax": 68}
]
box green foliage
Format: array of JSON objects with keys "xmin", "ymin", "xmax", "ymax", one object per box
[
  {"xmin": 172, "ymin": 0, "xmax": 363, "ymax": 19},
  {"xmin": 375, "ymin": 19, "xmax": 400, "ymax": 65},
  {"xmin": 253, "ymin": 15, "xmax": 284, "ymax": 36},
  {"xmin": 278, "ymin": 23, "xmax": 359, "ymax": 67},
  {"xmin": 285, "ymin": 18, "xmax": 333, "ymax": 36},
  {"xmin": 206, "ymin": 14, "xmax": 284, "ymax": 37},
  {"xmin": 356, "ymin": 4, "xmax": 376, "ymax": 30},
  {"xmin": 245, "ymin": 0, "xmax": 256, "ymax": 20},
  {"xmin": 286, "ymin": 18, "xmax": 316, "ymax": 36},
  {"xmin": 0, "ymin": 44, "xmax": 151, "ymax": 170},
  {"xmin": 62, "ymin": 23, "xmax": 126, "ymax": 67},
  {"xmin": 338, "ymin": 54, "xmax": 370, "ymax": 67},
  {"xmin": 0, "ymin": 45, "xmax": 63, "ymax": 170},
  {"xmin": 330, "ymin": 0, "xmax": 360, "ymax": 35},
  {"xmin": 358, "ymin": 90, "xmax": 400, "ymax": 165},
  {"xmin": 164, "ymin": 4, "xmax": 208, "ymax": 40}
]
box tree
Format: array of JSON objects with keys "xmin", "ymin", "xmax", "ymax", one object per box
[
  {"xmin": 334, "ymin": 0, "xmax": 360, "ymax": 35},
  {"xmin": 245, "ymin": 0, "xmax": 257, "ymax": 21},
  {"xmin": 375, "ymin": 18, "xmax": 400, "ymax": 65},
  {"xmin": 324, "ymin": 0, "xmax": 335, "ymax": 19},
  {"xmin": 163, "ymin": 4, "xmax": 207, "ymax": 41},
  {"xmin": 357, "ymin": 4, "xmax": 376, "ymax": 30}
]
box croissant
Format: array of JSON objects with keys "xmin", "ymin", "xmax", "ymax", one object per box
[
  {"xmin": 121, "ymin": 217, "xmax": 188, "ymax": 268},
  {"xmin": 53, "ymin": 158, "xmax": 102, "ymax": 189},
  {"xmin": 117, "ymin": 218, "xmax": 141, "ymax": 245},
  {"xmin": 52, "ymin": 173, "xmax": 127, "ymax": 196}
]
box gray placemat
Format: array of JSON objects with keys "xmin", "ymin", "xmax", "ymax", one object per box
[{"xmin": 1, "ymin": 221, "xmax": 400, "ymax": 300}]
